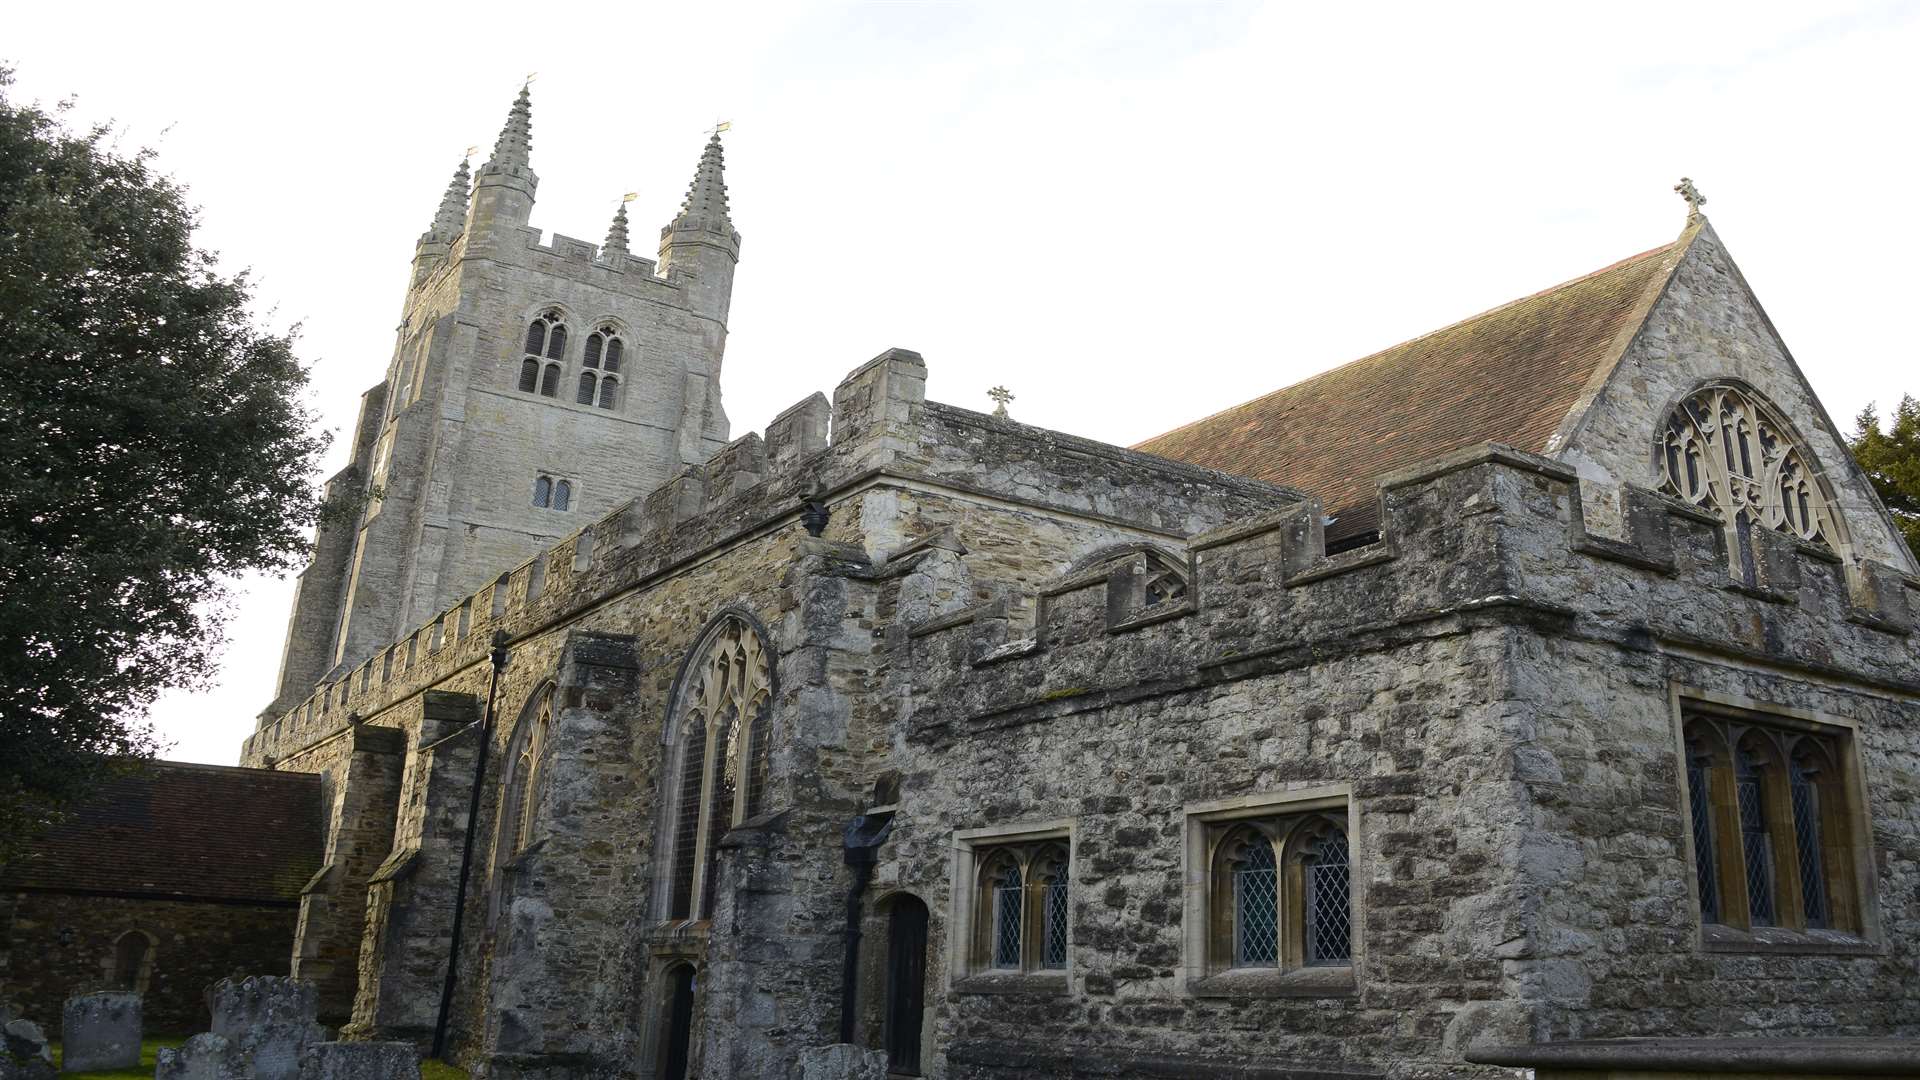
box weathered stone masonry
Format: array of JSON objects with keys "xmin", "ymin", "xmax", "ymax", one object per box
[{"xmin": 244, "ymin": 335, "xmax": 1919, "ymax": 1077}]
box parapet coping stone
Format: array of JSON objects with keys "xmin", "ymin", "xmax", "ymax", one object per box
[{"xmin": 1465, "ymin": 1038, "xmax": 1920, "ymax": 1074}]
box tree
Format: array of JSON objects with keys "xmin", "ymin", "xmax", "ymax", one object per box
[
  {"xmin": 1850, "ymin": 395, "xmax": 1920, "ymax": 562},
  {"xmin": 0, "ymin": 70, "xmax": 328, "ymax": 866}
]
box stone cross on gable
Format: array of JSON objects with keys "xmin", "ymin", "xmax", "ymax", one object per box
[
  {"xmin": 988, "ymin": 385, "xmax": 1014, "ymax": 418},
  {"xmin": 1674, "ymin": 177, "xmax": 1707, "ymax": 219}
]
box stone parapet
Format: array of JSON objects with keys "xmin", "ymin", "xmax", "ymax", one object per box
[{"xmin": 1466, "ymin": 1037, "xmax": 1920, "ymax": 1076}]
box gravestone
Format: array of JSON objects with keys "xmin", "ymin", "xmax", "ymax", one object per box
[
  {"xmin": 0, "ymin": 1003, "xmax": 54, "ymax": 1080},
  {"xmin": 59, "ymin": 993, "xmax": 141, "ymax": 1072},
  {"xmin": 156, "ymin": 978, "xmax": 325, "ymax": 1080},
  {"xmin": 297, "ymin": 1042, "xmax": 418, "ymax": 1080}
]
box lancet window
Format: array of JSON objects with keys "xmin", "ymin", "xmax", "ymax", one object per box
[
  {"xmin": 661, "ymin": 615, "xmax": 775, "ymax": 922},
  {"xmin": 963, "ymin": 840, "xmax": 1071, "ymax": 975},
  {"xmin": 1658, "ymin": 383, "xmax": 1845, "ymax": 552},
  {"xmin": 519, "ymin": 309, "xmax": 568, "ymax": 399},
  {"xmin": 490, "ymin": 689, "xmax": 553, "ymax": 924},
  {"xmin": 1205, "ymin": 813, "xmax": 1350, "ymax": 973},
  {"xmin": 531, "ymin": 475, "xmax": 572, "ymax": 512},
  {"xmin": 580, "ymin": 326, "xmax": 623, "ymax": 410},
  {"xmin": 1681, "ymin": 709, "xmax": 1861, "ymax": 936}
]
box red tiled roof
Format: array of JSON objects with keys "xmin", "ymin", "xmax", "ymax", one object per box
[
  {"xmin": 1, "ymin": 761, "xmax": 322, "ymax": 904},
  {"xmin": 1135, "ymin": 238, "xmax": 1689, "ymax": 538}
]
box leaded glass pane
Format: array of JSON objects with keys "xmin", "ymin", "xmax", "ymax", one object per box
[
  {"xmin": 991, "ymin": 864, "xmax": 1022, "ymax": 969},
  {"xmin": 1232, "ymin": 840, "xmax": 1278, "ymax": 967},
  {"xmin": 599, "ymin": 376, "xmax": 618, "ymax": 410},
  {"xmin": 1790, "ymin": 761, "xmax": 1827, "ymax": 928},
  {"xmin": 1306, "ymin": 835, "xmax": 1351, "ymax": 964},
  {"xmin": 518, "ymin": 358, "xmax": 539, "ymax": 393},
  {"xmin": 1736, "ymin": 750, "xmax": 1774, "ymax": 926},
  {"xmin": 523, "ymin": 320, "xmax": 546, "ymax": 356},
  {"xmin": 1686, "ymin": 757, "xmax": 1719, "ymax": 922},
  {"xmin": 604, "ymin": 337, "xmax": 623, "ymax": 373},
  {"xmin": 577, "ymin": 372, "xmax": 597, "ymax": 405},
  {"xmin": 539, "ymin": 363, "xmax": 559, "ymax": 397},
  {"xmin": 546, "ymin": 323, "xmax": 568, "ymax": 359},
  {"xmin": 583, "ymin": 333, "xmax": 603, "ymax": 369},
  {"xmin": 1042, "ymin": 871, "xmax": 1069, "ymax": 970}
]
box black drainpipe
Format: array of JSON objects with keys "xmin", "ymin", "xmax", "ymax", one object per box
[
  {"xmin": 432, "ymin": 630, "xmax": 512, "ymax": 1061},
  {"xmin": 838, "ymin": 810, "xmax": 895, "ymax": 1045}
]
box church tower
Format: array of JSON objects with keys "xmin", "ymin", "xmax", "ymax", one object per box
[{"xmin": 264, "ymin": 88, "xmax": 741, "ymax": 716}]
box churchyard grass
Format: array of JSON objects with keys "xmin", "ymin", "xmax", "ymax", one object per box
[{"xmin": 51, "ymin": 1036, "xmax": 186, "ymax": 1079}]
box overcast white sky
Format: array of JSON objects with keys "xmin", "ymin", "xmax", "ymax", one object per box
[{"xmin": 10, "ymin": 1, "xmax": 1917, "ymax": 764}]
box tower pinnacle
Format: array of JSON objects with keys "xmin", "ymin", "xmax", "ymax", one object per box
[
  {"xmin": 429, "ymin": 157, "xmax": 472, "ymax": 239},
  {"xmin": 604, "ymin": 202, "xmax": 632, "ymax": 258},
  {"xmin": 488, "ymin": 85, "xmax": 533, "ymax": 172},
  {"xmin": 671, "ymin": 132, "xmax": 732, "ymax": 232}
]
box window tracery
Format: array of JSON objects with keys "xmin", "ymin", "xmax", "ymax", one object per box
[
  {"xmin": 579, "ymin": 326, "xmax": 623, "ymax": 411},
  {"xmin": 1681, "ymin": 710, "xmax": 1861, "ymax": 936},
  {"xmin": 1203, "ymin": 812, "xmax": 1351, "ymax": 975},
  {"xmin": 661, "ymin": 615, "xmax": 774, "ymax": 922},
  {"xmin": 963, "ymin": 839, "xmax": 1072, "ymax": 975},
  {"xmin": 490, "ymin": 689, "xmax": 553, "ymax": 925},
  {"xmin": 1658, "ymin": 383, "xmax": 1843, "ymax": 551},
  {"xmin": 520, "ymin": 309, "xmax": 568, "ymax": 399}
]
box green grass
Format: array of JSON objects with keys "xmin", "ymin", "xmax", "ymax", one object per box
[
  {"xmin": 421, "ymin": 1059, "xmax": 468, "ymax": 1080},
  {"xmin": 51, "ymin": 1037, "xmax": 185, "ymax": 1080}
]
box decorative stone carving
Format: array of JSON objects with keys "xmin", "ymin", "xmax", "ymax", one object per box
[{"xmin": 1658, "ymin": 382, "xmax": 1844, "ymax": 551}]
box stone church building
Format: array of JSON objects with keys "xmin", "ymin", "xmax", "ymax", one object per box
[{"xmin": 237, "ymin": 89, "xmax": 1920, "ymax": 1078}]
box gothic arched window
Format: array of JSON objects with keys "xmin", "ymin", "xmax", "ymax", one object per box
[
  {"xmin": 1658, "ymin": 382, "xmax": 1847, "ymax": 554},
  {"xmin": 522, "ymin": 310, "xmax": 568, "ymax": 399},
  {"xmin": 532, "ymin": 475, "xmax": 552, "ymax": 508},
  {"xmin": 490, "ymin": 689, "xmax": 553, "ymax": 925},
  {"xmin": 553, "ymin": 479, "xmax": 572, "ymax": 513},
  {"xmin": 660, "ymin": 615, "xmax": 775, "ymax": 922},
  {"xmin": 962, "ymin": 839, "xmax": 1073, "ymax": 976},
  {"xmin": 1682, "ymin": 710, "xmax": 1863, "ymax": 936},
  {"xmin": 582, "ymin": 327, "xmax": 624, "ymax": 411},
  {"xmin": 1203, "ymin": 812, "xmax": 1352, "ymax": 975}
]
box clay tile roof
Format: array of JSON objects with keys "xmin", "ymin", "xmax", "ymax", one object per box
[
  {"xmin": 1134, "ymin": 239, "xmax": 1688, "ymax": 539},
  {"xmin": 1, "ymin": 761, "xmax": 323, "ymax": 904}
]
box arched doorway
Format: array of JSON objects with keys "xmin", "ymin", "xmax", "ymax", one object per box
[
  {"xmin": 112, "ymin": 930, "xmax": 153, "ymax": 992},
  {"xmin": 882, "ymin": 895, "xmax": 928, "ymax": 1076},
  {"xmin": 656, "ymin": 963, "xmax": 697, "ymax": 1080}
]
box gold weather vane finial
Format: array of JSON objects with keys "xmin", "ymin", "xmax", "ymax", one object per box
[
  {"xmin": 464, "ymin": 145, "xmax": 478, "ymax": 160},
  {"xmin": 524, "ymin": 72, "xmax": 538, "ymax": 87},
  {"xmin": 709, "ymin": 119, "xmax": 732, "ymax": 137},
  {"xmin": 1674, "ymin": 177, "xmax": 1707, "ymax": 221},
  {"xmin": 988, "ymin": 386, "xmax": 1014, "ymax": 418},
  {"xmin": 622, "ymin": 192, "xmax": 639, "ymax": 203}
]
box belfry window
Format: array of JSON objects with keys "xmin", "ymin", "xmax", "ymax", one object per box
[
  {"xmin": 954, "ymin": 835, "xmax": 1072, "ymax": 978},
  {"xmin": 1681, "ymin": 708, "xmax": 1863, "ymax": 938},
  {"xmin": 1658, "ymin": 382, "xmax": 1847, "ymax": 556},
  {"xmin": 520, "ymin": 309, "xmax": 568, "ymax": 399},
  {"xmin": 581, "ymin": 327, "xmax": 624, "ymax": 411},
  {"xmin": 660, "ymin": 615, "xmax": 775, "ymax": 922}
]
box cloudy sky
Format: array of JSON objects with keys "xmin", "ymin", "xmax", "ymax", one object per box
[{"xmin": 10, "ymin": 1, "xmax": 1917, "ymax": 763}]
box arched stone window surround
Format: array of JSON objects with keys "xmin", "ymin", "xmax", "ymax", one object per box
[
  {"xmin": 1652, "ymin": 378, "xmax": 1852, "ymax": 561},
  {"xmin": 1179, "ymin": 785, "xmax": 1356, "ymax": 995},
  {"xmin": 108, "ymin": 928, "xmax": 157, "ymax": 993},
  {"xmin": 640, "ymin": 958, "xmax": 701, "ymax": 1080},
  {"xmin": 1068, "ymin": 542, "xmax": 1191, "ymax": 607},
  {"xmin": 949, "ymin": 820, "xmax": 1075, "ymax": 984},
  {"xmin": 489, "ymin": 683, "xmax": 555, "ymax": 928},
  {"xmin": 654, "ymin": 610, "xmax": 777, "ymax": 924},
  {"xmin": 1677, "ymin": 700, "xmax": 1869, "ymax": 940},
  {"xmin": 517, "ymin": 304, "xmax": 574, "ymax": 399},
  {"xmin": 1204, "ymin": 813, "xmax": 1349, "ymax": 973}
]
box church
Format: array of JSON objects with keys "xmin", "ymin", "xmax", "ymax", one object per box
[{"xmin": 236, "ymin": 87, "xmax": 1920, "ymax": 1078}]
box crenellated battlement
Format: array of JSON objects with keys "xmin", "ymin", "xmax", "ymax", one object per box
[
  {"xmin": 241, "ymin": 349, "xmax": 1288, "ymax": 767},
  {"xmin": 899, "ymin": 444, "xmax": 1920, "ymax": 741}
]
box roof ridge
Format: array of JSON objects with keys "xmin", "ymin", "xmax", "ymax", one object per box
[{"xmin": 1133, "ymin": 239, "xmax": 1681, "ymax": 451}]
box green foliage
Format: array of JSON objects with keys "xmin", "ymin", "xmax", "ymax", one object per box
[
  {"xmin": 0, "ymin": 69, "xmax": 328, "ymax": 866},
  {"xmin": 422, "ymin": 1060, "xmax": 472, "ymax": 1080},
  {"xmin": 1849, "ymin": 394, "xmax": 1920, "ymax": 561}
]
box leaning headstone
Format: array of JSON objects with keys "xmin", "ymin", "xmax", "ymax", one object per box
[
  {"xmin": 162, "ymin": 977, "xmax": 325, "ymax": 1080},
  {"xmin": 0, "ymin": 1004, "xmax": 55, "ymax": 1080},
  {"xmin": 297, "ymin": 1042, "xmax": 418, "ymax": 1080},
  {"xmin": 796, "ymin": 1044, "xmax": 889, "ymax": 1080},
  {"xmin": 60, "ymin": 992, "xmax": 141, "ymax": 1072},
  {"xmin": 155, "ymin": 1035, "xmax": 245, "ymax": 1080}
]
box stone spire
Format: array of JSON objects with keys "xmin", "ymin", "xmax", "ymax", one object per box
[
  {"xmin": 429, "ymin": 158, "xmax": 471, "ymax": 238},
  {"xmin": 467, "ymin": 85, "xmax": 539, "ymax": 235},
  {"xmin": 488, "ymin": 85, "xmax": 533, "ymax": 172},
  {"xmin": 603, "ymin": 202, "xmax": 631, "ymax": 257},
  {"xmin": 670, "ymin": 132, "xmax": 732, "ymax": 233}
]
